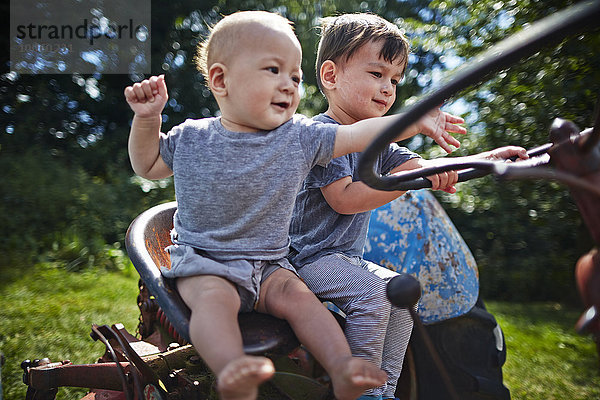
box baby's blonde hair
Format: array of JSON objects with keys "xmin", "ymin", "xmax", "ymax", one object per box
[{"xmin": 195, "ymin": 11, "xmax": 295, "ymax": 78}]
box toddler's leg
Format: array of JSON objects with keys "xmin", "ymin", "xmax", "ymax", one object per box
[
  {"xmin": 298, "ymin": 256, "xmax": 388, "ymax": 396},
  {"xmin": 257, "ymin": 268, "xmax": 386, "ymax": 400},
  {"xmin": 381, "ymin": 306, "xmax": 413, "ymax": 399},
  {"xmin": 360, "ymin": 260, "xmax": 413, "ymax": 399},
  {"xmin": 178, "ymin": 275, "xmax": 274, "ymax": 400},
  {"xmin": 359, "ymin": 260, "xmax": 413, "ymax": 399},
  {"xmin": 298, "ymin": 255, "xmax": 413, "ymax": 398}
]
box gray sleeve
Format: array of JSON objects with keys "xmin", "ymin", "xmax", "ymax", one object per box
[
  {"xmin": 298, "ymin": 118, "xmax": 337, "ymax": 168},
  {"xmin": 380, "ymin": 143, "xmax": 421, "ymax": 174},
  {"xmin": 159, "ymin": 121, "xmax": 186, "ymax": 170},
  {"xmin": 304, "ymin": 155, "xmax": 353, "ymax": 189}
]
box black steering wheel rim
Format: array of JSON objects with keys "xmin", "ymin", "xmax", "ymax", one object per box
[{"xmin": 357, "ymin": 0, "xmax": 600, "ymax": 192}]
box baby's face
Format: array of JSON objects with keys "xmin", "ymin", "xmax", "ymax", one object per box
[
  {"xmin": 333, "ymin": 40, "xmax": 406, "ymax": 123},
  {"xmin": 220, "ymin": 25, "xmax": 302, "ymax": 133}
]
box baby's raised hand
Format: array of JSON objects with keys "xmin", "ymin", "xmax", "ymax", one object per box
[
  {"xmin": 418, "ymin": 109, "xmax": 466, "ymax": 153},
  {"xmin": 124, "ymin": 75, "xmax": 169, "ymax": 117}
]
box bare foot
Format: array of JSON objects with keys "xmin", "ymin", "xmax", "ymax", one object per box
[
  {"xmin": 329, "ymin": 357, "xmax": 387, "ymax": 400},
  {"xmin": 217, "ymin": 356, "xmax": 275, "ymax": 400}
]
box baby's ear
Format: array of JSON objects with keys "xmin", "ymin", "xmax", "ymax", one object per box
[
  {"xmin": 208, "ymin": 63, "xmax": 227, "ymax": 97},
  {"xmin": 320, "ymin": 60, "xmax": 337, "ymax": 90}
]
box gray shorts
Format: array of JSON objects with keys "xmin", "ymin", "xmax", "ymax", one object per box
[{"xmin": 161, "ymin": 244, "xmax": 298, "ymax": 312}]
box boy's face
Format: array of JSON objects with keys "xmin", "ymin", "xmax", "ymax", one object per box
[
  {"xmin": 327, "ymin": 40, "xmax": 406, "ymax": 124},
  {"xmin": 219, "ymin": 25, "xmax": 302, "ymax": 132}
]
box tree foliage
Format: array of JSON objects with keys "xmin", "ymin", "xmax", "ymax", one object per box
[
  {"xmin": 410, "ymin": 0, "xmax": 599, "ymax": 303},
  {"xmin": 1, "ymin": 0, "xmax": 598, "ymax": 302}
]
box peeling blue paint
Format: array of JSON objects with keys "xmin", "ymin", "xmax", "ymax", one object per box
[{"xmin": 364, "ymin": 190, "xmax": 478, "ymax": 324}]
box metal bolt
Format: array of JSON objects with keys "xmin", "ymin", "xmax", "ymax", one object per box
[{"xmin": 188, "ymin": 355, "xmax": 202, "ymax": 365}]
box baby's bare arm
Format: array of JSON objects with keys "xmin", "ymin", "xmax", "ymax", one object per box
[
  {"xmin": 333, "ymin": 115, "xmax": 400, "ymax": 158},
  {"xmin": 333, "ymin": 109, "xmax": 466, "ymax": 158},
  {"xmin": 125, "ymin": 75, "xmax": 172, "ymax": 179}
]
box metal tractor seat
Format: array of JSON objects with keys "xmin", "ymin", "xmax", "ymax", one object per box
[{"xmin": 125, "ymin": 201, "xmax": 300, "ymax": 355}]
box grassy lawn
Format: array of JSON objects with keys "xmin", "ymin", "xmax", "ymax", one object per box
[
  {"xmin": 1, "ymin": 263, "xmax": 598, "ymax": 400},
  {"xmin": 0, "ymin": 263, "xmax": 140, "ymax": 400},
  {"xmin": 486, "ymin": 301, "xmax": 600, "ymax": 400}
]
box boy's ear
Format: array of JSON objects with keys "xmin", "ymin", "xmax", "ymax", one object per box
[
  {"xmin": 320, "ymin": 60, "xmax": 338, "ymax": 90},
  {"xmin": 208, "ymin": 63, "xmax": 227, "ymax": 97}
]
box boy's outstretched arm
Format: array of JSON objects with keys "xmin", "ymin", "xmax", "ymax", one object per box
[
  {"xmin": 322, "ymin": 144, "xmax": 528, "ymax": 215},
  {"xmin": 333, "ymin": 108, "xmax": 466, "ymax": 158},
  {"xmin": 125, "ymin": 75, "xmax": 172, "ymax": 180},
  {"xmin": 321, "ymin": 156, "xmax": 460, "ymax": 215},
  {"xmin": 387, "ymin": 145, "xmax": 529, "ymax": 196}
]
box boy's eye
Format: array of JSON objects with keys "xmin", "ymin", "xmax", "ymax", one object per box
[
  {"xmin": 369, "ymin": 71, "xmax": 382, "ymax": 78},
  {"xmin": 391, "ymin": 78, "xmax": 399, "ymax": 85},
  {"xmin": 292, "ymin": 75, "xmax": 301, "ymax": 84},
  {"xmin": 267, "ymin": 66, "xmax": 279, "ymax": 74}
]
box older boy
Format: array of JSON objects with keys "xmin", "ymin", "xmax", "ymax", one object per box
[
  {"xmin": 125, "ymin": 11, "xmax": 466, "ymax": 400},
  {"xmin": 289, "ymin": 13, "xmax": 528, "ymax": 400}
]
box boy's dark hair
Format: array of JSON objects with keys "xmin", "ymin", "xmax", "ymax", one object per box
[{"xmin": 315, "ymin": 13, "xmax": 410, "ymax": 92}]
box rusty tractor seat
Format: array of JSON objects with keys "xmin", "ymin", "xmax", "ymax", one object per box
[{"xmin": 125, "ymin": 201, "xmax": 300, "ymax": 355}]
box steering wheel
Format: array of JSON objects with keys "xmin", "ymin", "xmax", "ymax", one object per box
[{"xmin": 357, "ymin": 0, "xmax": 600, "ymax": 192}]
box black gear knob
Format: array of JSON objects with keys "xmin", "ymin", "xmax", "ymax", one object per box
[{"xmin": 386, "ymin": 273, "xmax": 421, "ymax": 308}]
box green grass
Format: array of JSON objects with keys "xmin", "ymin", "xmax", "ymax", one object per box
[
  {"xmin": 1, "ymin": 264, "xmax": 598, "ymax": 400},
  {"xmin": 486, "ymin": 301, "xmax": 600, "ymax": 400},
  {"xmin": 0, "ymin": 263, "xmax": 140, "ymax": 400}
]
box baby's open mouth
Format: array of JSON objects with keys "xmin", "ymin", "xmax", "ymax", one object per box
[{"xmin": 273, "ymin": 102, "xmax": 289, "ymax": 109}]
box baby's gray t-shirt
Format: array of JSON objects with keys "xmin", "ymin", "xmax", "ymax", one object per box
[
  {"xmin": 159, "ymin": 115, "xmax": 337, "ymax": 261},
  {"xmin": 289, "ymin": 113, "xmax": 420, "ymax": 267}
]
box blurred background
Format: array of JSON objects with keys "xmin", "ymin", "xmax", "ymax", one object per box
[
  {"xmin": 2, "ymin": 0, "xmax": 599, "ymax": 303},
  {"xmin": 1, "ymin": 1, "xmax": 600, "ymax": 399}
]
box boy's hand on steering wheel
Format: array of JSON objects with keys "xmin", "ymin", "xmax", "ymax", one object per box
[
  {"xmin": 478, "ymin": 145, "xmax": 529, "ymax": 161},
  {"xmin": 425, "ymin": 146, "xmax": 528, "ymax": 193},
  {"xmin": 397, "ymin": 157, "xmax": 459, "ymax": 194},
  {"xmin": 426, "ymin": 169, "xmax": 458, "ymax": 194}
]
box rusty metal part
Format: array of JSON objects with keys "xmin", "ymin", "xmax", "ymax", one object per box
[
  {"xmin": 156, "ymin": 308, "xmax": 187, "ymax": 346},
  {"xmin": 575, "ymin": 249, "xmax": 600, "ymax": 364},
  {"xmin": 137, "ymin": 279, "xmax": 159, "ymax": 340},
  {"xmin": 23, "ymin": 359, "xmax": 132, "ymax": 392},
  {"xmin": 21, "ymin": 358, "xmax": 59, "ymax": 400},
  {"xmin": 549, "ymin": 120, "xmax": 600, "ymax": 242},
  {"xmin": 125, "ymin": 202, "xmax": 192, "ymax": 344},
  {"xmin": 20, "ymin": 334, "xmax": 208, "ymax": 399},
  {"xmin": 136, "ymin": 278, "xmax": 184, "ymax": 352},
  {"xmin": 91, "ymin": 325, "xmax": 136, "ymax": 400},
  {"xmin": 575, "ymin": 249, "xmax": 600, "ymax": 329},
  {"xmin": 97, "ymin": 324, "xmax": 164, "ymax": 392},
  {"xmin": 126, "ymin": 201, "xmax": 302, "ymax": 357},
  {"xmin": 548, "ymin": 118, "xmax": 600, "ymax": 363}
]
